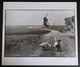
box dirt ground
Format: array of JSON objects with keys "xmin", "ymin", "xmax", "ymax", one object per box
[{"xmin": 5, "ymin": 29, "xmax": 76, "ymax": 57}]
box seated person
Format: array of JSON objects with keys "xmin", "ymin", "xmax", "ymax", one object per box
[
  {"xmin": 40, "ymin": 42, "xmax": 51, "ymax": 50},
  {"xmin": 54, "ymin": 38, "xmax": 62, "ymax": 52}
]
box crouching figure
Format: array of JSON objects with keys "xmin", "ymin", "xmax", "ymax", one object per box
[
  {"xmin": 40, "ymin": 42, "xmax": 51, "ymax": 50},
  {"xmin": 54, "ymin": 38, "xmax": 62, "ymax": 52}
]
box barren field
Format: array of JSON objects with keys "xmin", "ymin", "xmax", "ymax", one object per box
[{"xmin": 5, "ymin": 25, "xmax": 76, "ymax": 57}]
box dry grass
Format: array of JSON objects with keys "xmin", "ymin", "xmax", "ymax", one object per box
[{"xmin": 5, "ymin": 25, "xmax": 76, "ymax": 57}]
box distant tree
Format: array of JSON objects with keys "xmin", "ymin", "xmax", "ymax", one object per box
[
  {"xmin": 72, "ymin": 16, "xmax": 75, "ymax": 22},
  {"xmin": 65, "ymin": 18, "xmax": 68, "ymax": 25},
  {"xmin": 65, "ymin": 18, "xmax": 71, "ymax": 26}
]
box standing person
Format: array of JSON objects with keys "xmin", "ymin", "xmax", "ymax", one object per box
[{"xmin": 43, "ymin": 13, "xmax": 50, "ymax": 27}]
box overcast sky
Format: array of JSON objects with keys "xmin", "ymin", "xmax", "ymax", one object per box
[{"xmin": 6, "ymin": 10, "xmax": 74, "ymax": 26}]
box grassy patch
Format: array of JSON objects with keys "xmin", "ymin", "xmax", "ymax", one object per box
[{"xmin": 68, "ymin": 36, "xmax": 75, "ymax": 39}]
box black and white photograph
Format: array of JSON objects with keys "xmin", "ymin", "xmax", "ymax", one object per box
[
  {"xmin": 5, "ymin": 10, "xmax": 76, "ymax": 57},
  {"xmin": 2, "ymin": 2, "xmax": 78, "ymax": 65}
]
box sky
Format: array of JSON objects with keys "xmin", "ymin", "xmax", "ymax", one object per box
[{"xmin": 6, "ymin": 10, "xmax": 74, "ymax": 26}]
